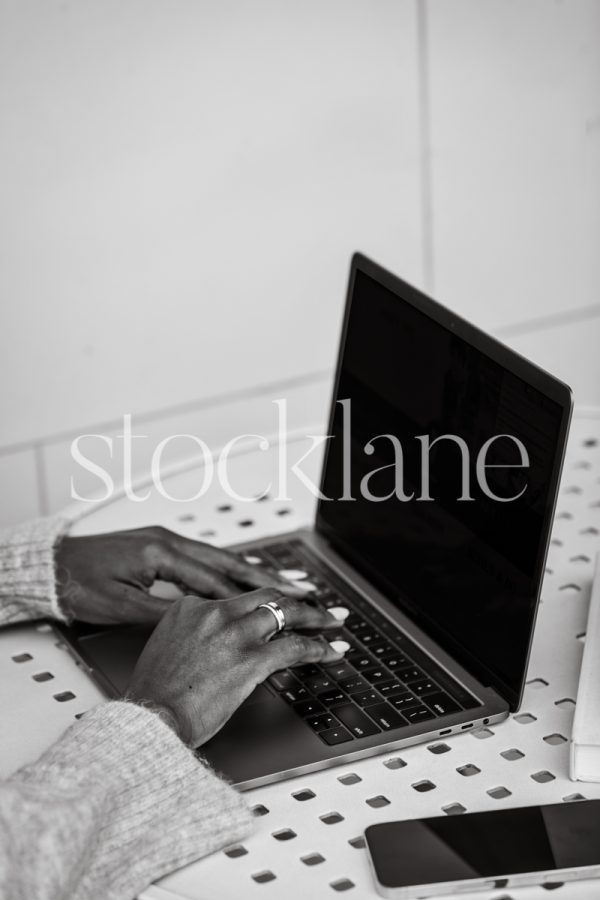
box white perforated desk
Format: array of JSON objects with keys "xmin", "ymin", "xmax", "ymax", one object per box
[{"xmin": 1, "ymin": 410, "xmax": 600, "ymax": 900}]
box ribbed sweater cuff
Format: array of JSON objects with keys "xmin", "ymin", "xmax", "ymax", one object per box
[
  {"xmin": 10, "ymin": 701, "xmax": 253, "ymax": 899},
  {"xmin": 0, "ymin": 515, "xmax": 70, "ymax": 623}
]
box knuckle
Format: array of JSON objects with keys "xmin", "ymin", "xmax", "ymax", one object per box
[
  {"xmin": 287, "ymin": 632, "xmax": 311, "ymax": 656},
  {"xmin": 256, "ymin": 586, "xmax": 284, "ymax": 603}
]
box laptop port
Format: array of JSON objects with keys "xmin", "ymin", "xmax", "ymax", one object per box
[
  {"xmin": 439, "ymin": 729, "xmax": 452, "ymax": 736},
  {"xmin": 461, "ymin": 723, "xmax": 473, "ymax": 730}
]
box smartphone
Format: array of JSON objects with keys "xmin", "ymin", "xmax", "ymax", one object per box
[{"xmin": 365, "ymin": 800, "xmax": 600, "ymax": 898}]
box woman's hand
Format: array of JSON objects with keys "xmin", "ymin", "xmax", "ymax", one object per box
[
  {"xmin": 126, "ymin": 588, "xmax": 349, "ymax": 747},
  {"xmin": 54, "ymin": 526, "xmax": 303, "ymax": 625}
]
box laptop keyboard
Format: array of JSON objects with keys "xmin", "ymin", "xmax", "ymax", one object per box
[{"xmin": 244, "ymin": 539, "xmax": 481, "ymax": 747}]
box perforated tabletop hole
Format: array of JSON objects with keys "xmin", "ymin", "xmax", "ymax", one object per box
[
  {"xmin": 555, "ymin": 698, "xmax": 576, "ymax": 710},
  {"xmin": 559, "ymin": 583, "xmax": 581, "ymax": 592},
  {"xmin": 382, "ymin": 757, "xmax": 406, "ymax": 770},
  {"xmin": 320, "ymin": 811, "xmax": 344, "ymax": 825},
  {"xmin": 224, "ymin": 845, "xmax": 248, "ymax": 858},
  {"xmin": 252, "ymin": 870, "xmax": 276, "ymax": 884},
  {"xmin": 531, "ymin": 770, "xmax": 556, "ymax": 783},
  {"xmin": 487, "ymin": 786, "xmax": 512, "ymax": 800},
  {"xmin": 53, "ymin": 691, "xmax": 75, "ymax": 702},
  {"xmin": 301, "ymin": 853, "xmax": 325, "ymax": 866},
  {"xmin": 412, "ymin": 780, "xmax": 436, "ymax": 792},
  {"xmin": 543, "ymin": 733, "xmax": 567, "ymax": 745},
  {"xmin": 472, "ymin": 727, "xmax": 494, "ymax": 740},
  {"xmin": 457, "ymin": 764, "xmax": 480, "ymax": 777},
  {"xmin": 177, "ymin": 514, "xmax": 196, "ymax": 522},
  {"xmin": 252, "ymin": 804, "xmax": 269, "ymax": 817},
  {"xmin": 514, "ymin": 712, "xmax": 537, "ymax": 724},
  {"xmin": 11, "ymin": 653, "xmax": 32, "ymax": 663},
  {"xmin": 348, "ymin": 836, "xmax": 366, "ymax": 849},
  {"xmin": 563, "ymin": 793, "xmax": 586, "ymax": 802},
  {"xmin": 366, "ymin": 794, "xmax": 390, "ymax": 807},
  {"xmin": 570, "ymin": 554, "xmax": 591, "ymax": 562},
  {"xmin": 330, "ymin": 878, "xmax": 355, "ymax": 892},
  {"xmin": 442, "ymin": 803, "xmax": 466, "ymax": 815},
  {"xmin": 427, "ymin": 742, "xmax": 451, "ymax": 754},
  {"xmin": 338, "ymin": 773, "xmax": 362, "ymax": 786},
  {"xmin": 527, "ymin": 678, "xmax": 548, "ymax": 689},
  {"xmin": 217, "ymin": 504, "xmax": 232, "ymax": 512},
  {"xmin": 272, "ymin": 828, "xmax": 297, "ymax": 841},
  {"xmin": 238, "ymin": 519, "xmax": 255, "ymax": 528},
  {"xmin": 32, "ymin": 671, "xmax": 54, "ymax": 682},
  {"xmin": 500, "ymin": 748, "xmax": 525, "ymax": 761},
  {"xmin": 276, "ymin": 508, "xmax": 292, "ymax": 516},
  {"xmin": 198, "ymin": 529, "xmax": 216, "ymax": 538},
  {"xmin": 292, "ymin": 789, "xmax": 315, "ymax": 801},
  {"xmin": 580, "ymin": 526, "xmax": 599, "ymax": 535}
]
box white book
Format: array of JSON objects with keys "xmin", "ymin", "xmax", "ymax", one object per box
[{"xmin": 570, "ymin": 553, "xmax": 600, "ymax": 782}]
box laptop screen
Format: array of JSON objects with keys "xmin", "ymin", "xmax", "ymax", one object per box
[{"xmin": 317, "ymin": 263, "xmax": 567, "ymax": 708}]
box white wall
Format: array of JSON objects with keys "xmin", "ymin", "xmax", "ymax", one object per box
[{"xmin": 0, "ymin": 0, "xmax": 599, "ymax": 527}]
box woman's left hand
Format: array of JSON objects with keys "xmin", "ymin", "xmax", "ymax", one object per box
[{"xmin": 54, "ymin": 526, "xmax": 303, "ymax": 625}]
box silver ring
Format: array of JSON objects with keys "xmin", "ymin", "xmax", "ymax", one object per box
[{"xmin": 257, "ymin": 600, "xmax": 286, "ymax": 638}]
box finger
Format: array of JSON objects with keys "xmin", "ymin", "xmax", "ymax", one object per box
[
  {"xmin": 258, "ymin": 632, "xmax": 350, "ymax": 677},
  {"xmin": 110, "ymin": 584, "xmax": 173, "ymax": 625},
  {"xmin": 165, "ymin": 533, "xmax": 305, "ymax": 596},
  {"xmin": 155, "ymin": 548, "xmax": 241, "ymax": 599},
  {"xmin": 228, "ymin": 589, "xmax": 347, "ymax": 640}
]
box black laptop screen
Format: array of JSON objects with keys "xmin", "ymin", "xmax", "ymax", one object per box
[{"xmin": 317, "ymin": 267, "xmax": 564, "ymax": 706}]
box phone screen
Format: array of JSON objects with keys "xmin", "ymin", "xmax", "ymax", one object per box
[{"xmin": 366, "ymin": 801, "xmax": 600, "ymax": 890}]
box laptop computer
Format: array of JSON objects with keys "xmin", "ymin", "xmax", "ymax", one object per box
[{"xmin": 56, "ymin": 253, "xmax": 572, "ymax": 789}]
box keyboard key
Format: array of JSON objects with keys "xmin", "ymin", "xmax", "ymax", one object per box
[
  {"xmin": 397, "ymin": 666, "xmax": 425, "ymax": 684},
  {"xmin": 378, "ymin": 680, "xmax": 407, "ymax": 698},
  {"xmin": 339, "ymin": 675, "xmax": 369, "ymax": 694},
  {"xmin": 317, "ymin": 690, "xmax": 347, "ymax": 708},
  {"xmin": 335, "ymin": 704, "xmax": 381, "ymax": 738},
  {"xmin": 294, "ymin": 699, "xmax": 326, "ymax": 717},
  {"xmin": 357, "ymin": 630, "xmax": 380, "ymax": 646},
  {"xmin": 322, "ymin": 662, "xmax": 355, "ymax": 682},
  {"xmin": 404, "ymin": 706, "xmax": 436, "ymax": 724},
  {"xmin": 363, "ymin": 667, "xmax": 388, "ymax": 684},
  {"xmin": 370, "ymin": 642, "xmax": 395, "ymax": 658},
  {"xmin": 381, "ymin": 653, "xmax": 411, "ymax": 669},
  {"xmin": 281, "ymin": 686, "xmax": 310, "ymax": 703},
  {"xmin": 293, "ymin": 664, "xmax": 321, "ymax": 678},
  {"xmin": 390, "ymin": 693, "xmax": 423, "ymax": 712},
  {"xmin": 268, "ymin": 671, "xmax": 300, "ymax": 691},
  {"xmin": 365, "ymin": 703, "xmax": 408, "ymax": 731},
  {"xmin": 319, "ymin": 725, "xmax": 354, "ymax": 746},
  {"xmin": 306, "ymin": 713, "xmax": 337, "ymax": 732},
  {"xmin": 349, "ymin": 654, "xmax": 377, "ymax": 671},
  {"xmin": 411, "ymin": 679, "xmax": 439, "ymax": 696},
  {"xmin": 353, "ymin": 690, "xmax": 381, "ymax": 707},
  {"xmin": 423, "ymin": 692, "xmax": 461, "ymax": 716},
  {"xmin": 305, "ymin": 676, "xmax": 335, "ymax": 693},
  {"xmin": 346, "ymin": 617, "xmax": 368, "ymax": 633}
]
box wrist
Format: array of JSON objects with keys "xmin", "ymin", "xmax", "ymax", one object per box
[{"xmin": 127, "ymin": 698, "xmax": 191, "ymax": 746}]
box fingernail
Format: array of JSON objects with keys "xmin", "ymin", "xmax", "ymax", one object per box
[
  {"xmin": 329, "ymin": 640, "xmax": 351, "ymax": 654},
  {"xmin": 278, "ymin": 568, "xmax": 308, "ymax": 581},
  {"xmin": 291, "ymin": 580, "xmax": 317, "ymax": 593},
  {"xmin": 328, "ymin": 606, "xmax": 350, "ymax": 622}
]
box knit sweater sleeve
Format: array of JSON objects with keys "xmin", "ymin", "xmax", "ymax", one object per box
[
  {"xmin": 0, "ymin": 515, "xmax": 71, "ymax": 624},
  {"xmin": 0, "ymin": 701, "xmax": 253, "ymax": 900}
]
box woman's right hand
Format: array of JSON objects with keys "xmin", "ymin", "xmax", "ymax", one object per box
[{"xmin": 126, "ymin": 588, "xmax": 349, "ymax": 747}]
